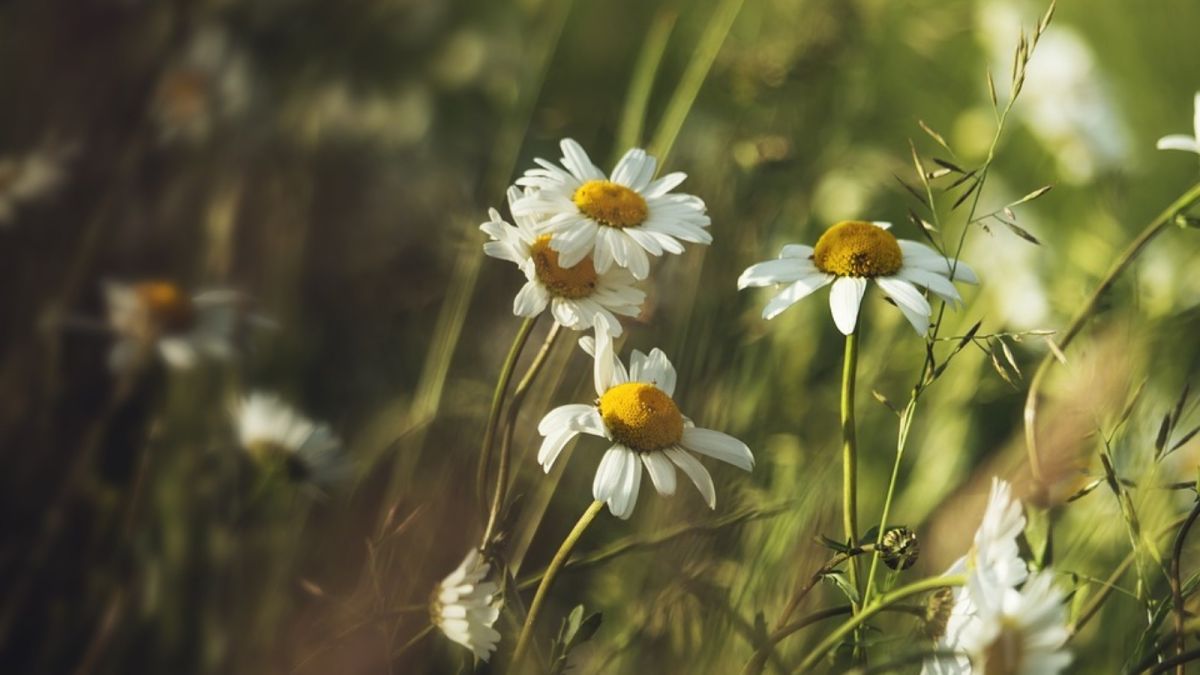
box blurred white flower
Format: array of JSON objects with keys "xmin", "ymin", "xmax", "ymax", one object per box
[
  {"xmin": 233, "ymin": 392, "xmax": 347, "ymax": 485},
  {"xmin": 0, "ymin": 145, "xmax": 72, "ymax": 225},
  {"xmin": 1156, "ymin": 92, "xmax": 1200, "ymax": 155},
  {"xmin": 153, "ymin": 26, "xmax": 253, "ymax": 142},
  {"xmin": 512, "ymin": 138, "xmax": 711, "ymax": 280},
  {"xmin": 959, "ymin": 571, "xmax": 1072, "ymax": 675},
  {"xmin": 104, "ymin": 281, "xmax": 243, "ymax": 373},
  {"xmin": 923, "ymin": 478, "xmax": 1030, "ymax": 675},
  {"xmin": 430, "ymin": 549, "xmax": 501, "ymax": 662},
  {"xmin": 737, "ymin": 221, "xmax": 976, "ymax": 335},
  {"xmin": 481, "ymin": 186, "xmax": 645, "ymax": 336},
  {"xmin": 537, "ymin": 324, "xmax": 753, "ymax": 519}
]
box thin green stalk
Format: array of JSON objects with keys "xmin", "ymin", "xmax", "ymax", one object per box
[
  {"xmin": 841, "ymin": 331, "xmax": 862, "ymax": 613},
  {"xmin": 510, "ymin": 500, "xmax": 605, "ymax": 671},
  {"xmin": 1024, "ymin": 181, "xmax": 1200, "ymax": 480},
  {"xmin": 794, "ymin": 575, "xmax": 966, "ymax": 673},
  {"xmin": 647, "ymin": 0, "xmax": 745, "ymax": 163},
  {"xmin": 475, "ymin": 316, "xmax": 538, "ymax": 519},
  {"xmin": 862, "ymin": 399, "xmax": 918, "ymax": 606},
  {"xmin": 1171, "ymin": 501, "xmax": 1200, "ymax": 674},
  {"xmin": 615, "ymin": 9, "xmax": 677, "ymax": 154},
  {"xmin": 482, "ymin": 322, "xmax": 562, "ymax": 545}
]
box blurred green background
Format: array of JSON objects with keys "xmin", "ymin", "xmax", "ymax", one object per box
[{"xmin": 2, "ymin": 0, "xmax": 1200, "ymax": 672}]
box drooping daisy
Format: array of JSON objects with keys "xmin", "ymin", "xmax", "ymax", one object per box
[
  {"xmin": 481, "ymin": 186, "xmax": 645, "ymax": 336},
  {"xmin": 737, "ymin": 220, "xmax": 977, "ymax": 335},
  {"xmin": 232, "ymin": 392, "xmax": 347, "ymax": 485},
  {"xmin": 430, "ymin": 549, "xmax": 502, "ymax": 662},
  {"xmin": 537, "ymin": 324, "xmax": 753, "ymax": 519},
  {"xmin": 923, "ymin": 478, "xmax": 1030, "ymax": 675},
  {"xmin": 104, "ymin": 281, "xmax": 244, "ymax": 373},
  {"xmin": 1156, "ymin": 92, "xmax": 1200, "ymax": 155},
  {"xmin": 512, "ymin": 138, "xmax": 711, "ymax": 280},
  {"xmin": 958, "ymin": 571, "xmax": 1072, "ymax": 675},
  {"xmin": 0, "ymin": 144, "xmax": 72, "ymax": 226}
]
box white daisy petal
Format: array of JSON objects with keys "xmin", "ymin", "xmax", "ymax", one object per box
[
  {"xmin": 876, "ymin": 277, "xmax": 932, "ymax": 335},
  {"xmin": 664, "ymin": 447, "xmax": 716, "ymax": 509},
  {"xmin": 1155, "ymin": 134, "xmax": 1200, "ymax": 153},
  {"xmin": 681, "ymin": 427, "xmax": 754, "ymax": 471},
  {"xmin": 592, "ymin": 445, "xmax": 627, "ymax": 503},
  {"xmin": 737, "ymin": 257, "xmax": 819, "ymax": 289},
  {"xmin": 641, "ymin": 451, "xmax": 677, "ymax": 496},
  {"xmin": 828, "ymin": 276, "xmax": 868, "ymax": 335},
  {"xmin": 761, "ymin": 273, "xmax": 833, "ymax": 320}
]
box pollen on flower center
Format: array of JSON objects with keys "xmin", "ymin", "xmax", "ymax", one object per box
[
  {"xmin": 811, "ymin": 220, "xmax": 903, "ymax": 277},
  {"xmin": 598, "ymin": 382, "xmax": 684, "ymax": 452},
  {"xmin": 572, "ymin": 180, "xmax": 649, "ymax": 229},
  {"xmin": 135, "ymin": 281, "xmax": 195, "ymax": 334},
  {"xmin": 530, "ymin": 235, "xmax": 598, "ymax": 299}
]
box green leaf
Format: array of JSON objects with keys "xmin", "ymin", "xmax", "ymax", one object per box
[{"xmin": 822, "ymin": 570, "xmax": 860, "ymax": 605}]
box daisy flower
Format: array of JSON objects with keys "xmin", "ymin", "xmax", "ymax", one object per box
[
  {"xmin": 153, "ymin": 26, "xmax": 252, "ymax": 142},
  {"xmin": 1156, "ymin": 92, "xmax": 1200, "ymax": 155},
  {"xmin": 481, "ymin": 186, "xmax": 645, "ymax": 336},
  {"xmin": 512, "ymin": 138, "xmax": 711, "ymax": 280},
  {"xmin": 737, "ymin": 220, "xmax": 977, "ymax": 335},
  {"xmin": 0, "ymin": 144, "xmax": 72, "ymax": 226},
  {"xmin": 923, "ymin": 478, "xmax": 1030, "ymax": 675},
  {"xmin": 958, "ymin": 571, "xmax": 1072, "ymax": 675},
  {"xmin": 430, "ymin": 549, "xmax": 502, "ymax": 662},
  {"xmin": 232, "ymin": 392, "xmax": 347, "ymax": 485},
  {"xmin": 536, "ymin": 325, "xmax": 754, "ymax": 519},
  {"xmin": 104, "ymin": 281, "xmax": 244, "ymax": 373}
]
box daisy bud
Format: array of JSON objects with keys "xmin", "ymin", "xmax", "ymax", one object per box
[{"xmin": 879, "ymin": 526, "xmax": 920, "ymax": 571}]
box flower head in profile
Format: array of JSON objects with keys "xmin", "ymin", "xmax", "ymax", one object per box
[
  {"xmin": 430, "ymin": 549, "xmax": 502, "ymax": 662},
  {"xmin": 481, "ymin": 186, "xmax": 645, "ymax": 336},
  {"xmin": 512, "ymin": 138, "xmax": 711, "ymax": 280},
  {"xmin": 1156, "ymin": 92, "xmax": 1200, "ymax": 155},
  {"xmin": 536, "ymin": 324, "xmax": 753, "ymax": 519},
  {"xmin": 0, "ymin": 144, "xmax": 72, "ymax": 226},
  {"xmin": 738, "ymin": 221, "xmax": 977, "ymax": 335},
  {"xmin": 104, "ymin": 281, "xmax": 245, "ymax": 373},
  {"xmin": 958, "ymin": 571, "xmax": 1071, "ymax": 675},
  {"xmin": 233, "ymin": 393, "xmax": 347, "ymax": 486},
  {"xmin": 923, "ymin": 478, "xmax": 1030, "ymax": 675}
]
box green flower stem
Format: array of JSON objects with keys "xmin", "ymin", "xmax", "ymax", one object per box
[
  {"xmin": 482, "ymin": 322, "xmax": 562, "ymax": 546},
  {"xmin": 794, "ymin": 575, "xmax": 966, "ymax": 673},
  {"xmin": 1024, "ymin": 181, "xmax": 1200, "ymax": 481},
  {"xmin": 476, "ymin": 316, "xmax": 538, "ymax": 519},
  {"xmin": 510, "ymin": 499, "xmax": 605, "ymax": 672},
  {"xmin": 841, "ymin": 331, "xmax": 862, "ymax": 613}
]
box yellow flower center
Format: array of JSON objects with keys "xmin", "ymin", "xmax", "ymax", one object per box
[
  {"xmin": 981, "ymin": 618, "xmax": 1025, "ymax": 675},
  {"xmin": 134, "ymin": 281, "xmax": 195, "ymax": 334},
  {"xmin": 530, "ymin": 235, "xmax": 599, "ymax": 299},
  {"xmin": 811, "ymin": 220, "xmax": 903, "ymax": 277},
  {"xmin": 572, "ymin": 180, "xmax": 648, "ymax": 229},
  {"xmin": 598, "ymin": 382, "xmax": 684, "ymax": 452}
]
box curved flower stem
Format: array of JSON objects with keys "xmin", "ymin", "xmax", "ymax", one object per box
[
  {"xmin": 841, "ymin": 332, "xmax": 862, "ymax": 612},
  {"xmin": 1024, "ymin": 181, "xmax": 1200, "ymax": 481},
  {"xmin": 510, "ymin": 499, "xmax": 605, "ymax": 672},
  {"xmin": 482, "ymin": 322, "xmax": 563, "ymax": 545},
  {"xmin": 1172, "ymin": 500, "xmax": 1200, "ymax": 675},
  {"xmin": 794, "ymin": 575, "xmax": 966, "ymax": 673},
  {"xmin": 862, "ymin": 399, "xmax": 918, "ymax": 608},
  {"xmin": 476, "ymin": 316, "xmax": 539, "ymax": 519}
]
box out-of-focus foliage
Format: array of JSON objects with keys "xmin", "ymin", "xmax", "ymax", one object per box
[{"xmin": 2, "ymin": 0, "xmax": 1200, "ymax": 673}]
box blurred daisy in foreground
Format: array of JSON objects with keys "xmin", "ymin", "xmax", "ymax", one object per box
[
  {"xmin": 1156, "ymin": 92, "xmax": 1200, "ymax": 155},
  {"xmin": 430, "ymin": 549, "xmax": 501, "ymax": 662},
  {"xmin": 958, "ymin": 571, "xmax": 1071, "ymax": 675},
  {"xmin": 0, "ymin": 144, "xmax": 72, "ymax": 226},
  {"xmin": 481, "ymin": 186, "xmax": 645, "ymax": 336},
  {"xmin": 513, "ymin": 138, "xmax": 711, "ymax": 280},
  {"xmin": 737, "ymin": 220, "xmax": 976, "ymax": 335},
  {"xmin": 233, "ymin": 392, "xmax": 347, "ymax": 486},
  {"xmin": 104, "ymin": 281, "xmax": 248, "ymax": 373},
  {"xmin": 923, "ymin": 478, "xmax": 1030, "ymax": 675},
  {"xmin": 537, "ymin": 325, "xmax": 753, "ymax": 519},
  {"xmin": 153, "ymin": 26, "xmax": 252, "ymax": 142}
]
